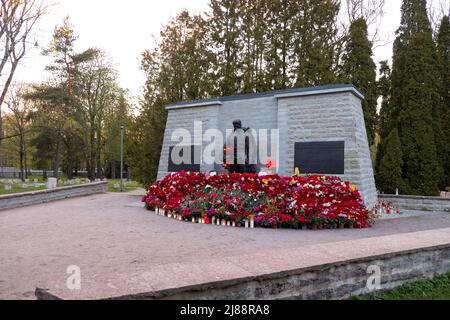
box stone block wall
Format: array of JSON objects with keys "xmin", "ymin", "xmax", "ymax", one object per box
[
  {"xmin": 157, "ymin": 85, "xmax": 378, "ymax": 209},
  {"xmin": 379, "ymin": 194, "xmax": 450, "ymax": 212},
  {"xmin": 0, "ymin": 182, "xmax": 107, "ymax": 211},
  {"xmin": 63, "ymin": 244, "xmax": 449, "ymax": 300}
]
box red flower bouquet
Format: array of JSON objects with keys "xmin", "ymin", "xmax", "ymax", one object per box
[{"xmin": 142, "ymin": 172, "xmax": 375, "ymax": 229}]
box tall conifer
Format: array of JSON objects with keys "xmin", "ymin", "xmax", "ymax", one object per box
[
  {"xmin": 388, "ymin": 0, "xmax": 441, "ymax": 195},
  {"xmin": 436, "ymin": 16, "xmax": 450, "ymax": 188},
  {"xmin": 340, "ymin": 18, "xmax": 377, "ymax": 146}
]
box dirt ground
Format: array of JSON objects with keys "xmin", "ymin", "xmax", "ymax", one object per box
[{"xmin": 1, "ymin": 192, "xmax": 450, "ymax": 300}]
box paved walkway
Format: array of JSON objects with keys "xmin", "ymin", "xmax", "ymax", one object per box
[{"xmin": 1, "ymin": 192, "xmax": 449, "ymax": 299}]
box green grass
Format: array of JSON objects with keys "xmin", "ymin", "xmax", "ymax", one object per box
[
  {"xmin": 0, "ymin": 183, "xmax": 47, "ymax": 195},
  {"xmin": 354, "ymin": 272, "xmax": 450, "ymax": 300},
  {"xmin": 56, "ymin": 177, "xmax": 90, "ymax": 188},
  {"xmin": 25, "ymin": 175, "xmax": 46, "ymax": 182},
  {"xmin": 107, "ymin": 179, "xmax": 142, "ymax": 193}
]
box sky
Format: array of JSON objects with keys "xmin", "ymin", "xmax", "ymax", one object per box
[{"xmin": 12, "ymin": 0, "xmax": 442, "ymax": 101}]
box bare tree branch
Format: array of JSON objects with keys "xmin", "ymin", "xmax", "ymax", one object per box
[
  {"xmin": 0, "ymin": 0, "xmax": 47, "ymax": 167},
  {"xmin": 428, "ymin": 0, "xmax": 450, "ymax": 36}
]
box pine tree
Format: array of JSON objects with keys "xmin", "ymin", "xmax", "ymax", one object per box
[
  {"xmin": 129, "ymin": 11, "xmax": 214, "ymax": 183},
  {"xmin": 340, "ymin": 18, "xmax": 377, "ymax": 147},
  {"xmin": 377, "ymin": 61, "xmax": 392, "ymax": 141},
  {"xmin": 264, "ymin": 0, "xmax": 294, "ymax": 90},
  {"xmin": 436, "ymin": 16, "xmax": 450, "ymax": 188},
  {"xmin": 377, "ymin": 129, "xmax": 404, "ymax": 194},
  {"xmin": 375, "ymin": 60, "xmax": 391, "ymax": 175},
  {"xmin": 208, "ymin": 0, "xmax": 243, "ymax": 96},
  {"xmin": 292, "ymin": 0, "xmax": 340, "ymax": 87},
  {"xmin": 239, "ymin": 0, "xmax": 269, "ymax": 93},
  {"xmin": 388, "ymin": 0, "xmax": 441, "ymax": 195}
]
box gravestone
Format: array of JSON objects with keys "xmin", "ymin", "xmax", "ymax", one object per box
[
  {"xmin": 157, "ymin": 84, "xmax": 378, "ymax": 209},
  {"xmin": 4, "ymin": 185, "xmax": 12, "ymax": 191},
  {"xmin": 47, "ymin": 178, "xmax": 57, "ymax": 189}
]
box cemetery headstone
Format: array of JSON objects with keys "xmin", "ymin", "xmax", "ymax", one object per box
[{"xmin": 47, "ymin": 178, "xmax": 57, "ymax": 189}]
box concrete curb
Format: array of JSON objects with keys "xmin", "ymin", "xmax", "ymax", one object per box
[
  {"xmin": 379, "ymin": 194, "xmax": 450, "ymax": 212},
  {"xmin": 0, "ymin": 182, "xmax": 108, "ymax": 211},
  {"xmin": 36, "ymin": 243, "xmax": 450, "ymax": 300}
]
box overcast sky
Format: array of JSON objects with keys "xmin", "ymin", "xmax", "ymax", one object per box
[{"xmin": 12, "ymin": 0, "xmax": 443, "ymax": 100}]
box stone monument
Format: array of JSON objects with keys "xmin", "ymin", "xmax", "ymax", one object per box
[{"xmin": 157, "ymin": 84, "xmax": 378, "ymax": 209}]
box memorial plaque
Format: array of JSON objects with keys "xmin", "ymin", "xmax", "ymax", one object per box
[
  {"xmin": 294, "ymin": 141, "xmax": 345, "ymax": 174},
  {"xmin": 168, "ymin": 145, "xmax": 201, "ymax": 172}
]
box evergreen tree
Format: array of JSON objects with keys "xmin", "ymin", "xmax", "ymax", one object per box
[
  {"xmin": 340, "ymin": 18, "xmax": 377, "ymax": 146},
  {"xmin": 377, "ymin": 61, "xmax": 392, "ymax": 141},
  {"xmin": 377, "ymin": 129, "xmax": 404, "ymax": 194},
  {"xmin": 292, "ymin": 0, "xmax": 340, "ymax": 87},
  {"xmin": 388, "ymin": 0, "xmax": 441, "ymax": 195},
  {"xmin": 128, "ymin": 11, "xmax": 213, "ymax": 184},
  {"xmin": 436, "ymin": 16, "xmax": 450, "ymax": 188},
  {"xmin": 240, "ymin": 0, "xmax": 268, "ymax": 93},
  {"xmin": 208, "ymin": 0, "xmax": 242, "ymax": 96},
  {"xmin": 375, "ymin": 60, "xmax": 391, "ymax": 175},
  {"xmin": 264, "ymin": 0, "xmax": 295, "ymax": 90}
]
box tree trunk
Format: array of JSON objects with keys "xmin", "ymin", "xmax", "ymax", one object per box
[
  {"xmin": 0, "ymin": 110, "xmax": 3, "ymax": 171},
  {"xmin": 53, "ymin": 134, "xmax": 61, "ymax": 178},
  {"xmin": 67, "ymin": 150, "xmax": 74, "ymax": 180},
  {"xmin": 19, "ymin": 133, "xmax": 25, "ymax": 182},
  {"xmin": 111, "ymin": 160, "xmax": 116, "ymax": 179},
  {"xmin": 89, "ymin": 125, "xmax": 95, "ymax": 180},
  {"xmin": 96, "ymin": 127, "xmax": 102, "ymax": 179},
  {"xmin": 74, "ymin": 159, "xmax": 78, "ymax": 176}
]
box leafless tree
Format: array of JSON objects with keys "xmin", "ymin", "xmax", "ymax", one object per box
[
  {"xmin": 344, "ymin": 0, "xmax": 387, "ymax": 45},
  {"xmin": 4, "ymin": 83, "xmax": 33, "ymax": 181},
  {"xmin": 334, "ymin": 0, "xmax": 387, "ymax": 72},
  {"xmin": 0, "ymin": 0, "xmax": 46, "ymax": 169},
  {"xmin": 428, "ymin": 0, "xmax": 450, "ymax": 36}
]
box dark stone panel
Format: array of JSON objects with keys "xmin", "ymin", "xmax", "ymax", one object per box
[
  {"xmin": 294, "ymin": 141, "xmax": 345, "ymax": 174},
  {"xmin": 168, "ymin": 145, "xmax": 201, "ymax": 172}
]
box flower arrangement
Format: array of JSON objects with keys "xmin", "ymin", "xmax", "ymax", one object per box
[{"xmin": 142, "ymin": 171, "xmax": 376, "ymax": 230}]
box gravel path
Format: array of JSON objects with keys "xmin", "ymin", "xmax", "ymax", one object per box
[{"xmin": 1, "ymin": 192, "xmax": 449, "ymax": 299}]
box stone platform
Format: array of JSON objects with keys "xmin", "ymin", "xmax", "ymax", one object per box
[{"xmin": 0, "ymin": 192, "xmax": 449, "ymax": 300}]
